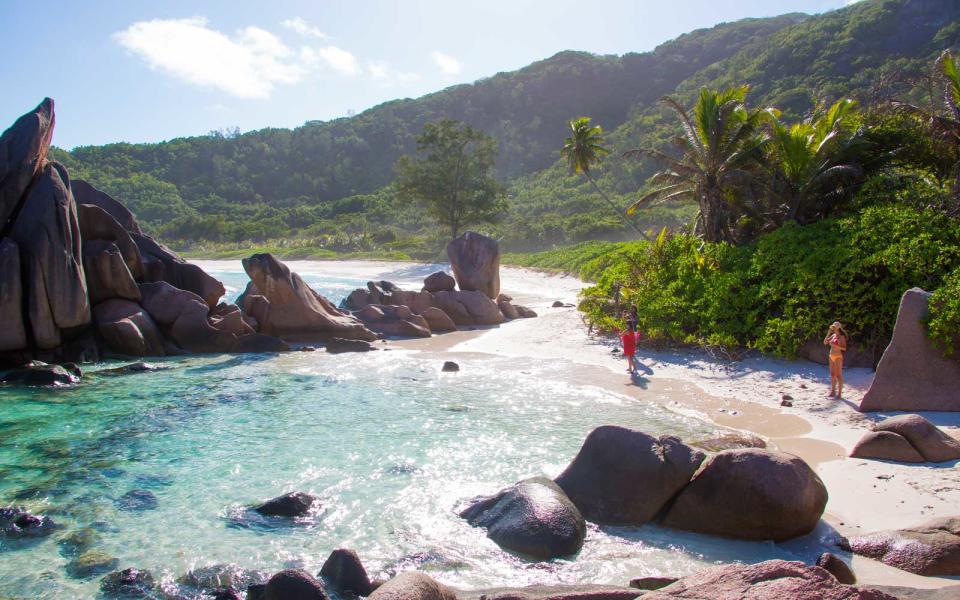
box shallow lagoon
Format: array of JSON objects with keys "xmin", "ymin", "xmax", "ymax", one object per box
[{"xmin": 0, "ymin": 262, "xmax": 825, "ymax": 598}]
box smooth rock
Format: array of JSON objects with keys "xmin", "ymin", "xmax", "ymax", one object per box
[
  {"xmin": 447, "ymin": 232, "xmax": 500, "ymax": 299},
  {"xmin": 389, "ymin": 289, "xmax": 436, "ymax": 315},
  {"xmin": 66, "ymin": 549, "xmax": 119, "ymax": 579},
  {"xmin": 662, "ymin": 448, "xmax": 828, "ymax": 541},
  {"xmin": 554, "ymin": 426, "xmax": 705, "ymax": 525},
  {"xmin": 0, "ymin": 239, "xmax": 26, "ymax": 350},
  {"xmin": 497, "ymin": 295, "xmax": 520, "ymax": 320},
  {"xmin": 641, "ymin": 560, "xmax": 893, "ymax": 599},
  {"xmin": 872, "ymin": 414, "xmax": 960, "ymax": 462},
  {"xmin": 326, "ymin": 338, "xmax": 377, "ymax": 354},
  {"xmin": 83, "ymin": 240, "xmax": 140, "ymax": 304},
  {"xmin": 265, "ymin": 568, "xmax": 327, "ymax": 600},
  {"xmin": 0, "ymin": 97, "xmax": 54, "ymax": 229},
  {"xmin": 319, "ymin": 548, "xmax": 374, "ymax": 596},
  {"xmin": 442, "ymin": 361, "xmax": 460, "ymax": 372},
  {"xmin": 690, "ymin": 432, "xmax": 767, "ymax": 452},
  {"xmin": 433, "ymin": 290, "xmax": 505, "ymax": 326},
  {"xmin": 861, "ymin": 288, "xmax": 960, "ymax": 411},
  {"xmin": 93, "ymin": 299, "xmax": 166, "ymax": 357},
  {"xmin": 73, "ymin": 178, "xmax": 142, "ymax": 234},
  {"xmin": 76, "ymin": 202, "xmax": 144, "ymax": 278},
  {"xmin": 134, "ymin": 232, "xmax": 225, "ymax": 307},
  {"xmin": 234, "ymin": 334, "xmax": 290, "ymax": 353},
  {"xmin": 817, "ymin": 552, "xmax": 857, "ymax": 584},
  {"xmin": 242, "ymin": 254, "xmax": 377, "ymax": 341},
  {"xmin": 423, "ymin": 271, "xmax": 456, "ymax": 293},
  {"xmin": 849, "ymin": 431, "xmax": 925, "ymax": 463},
  {"xmin": 139, "ymin": 281, "xmax": 236, "ymax": 353},
  {"xmin": 254, "ymin": 492, "xmax": 318, "ymax": 517},
  {"xmin": 846, "ymin": 516, "xmax": 960, "ymax": 576},
  {"xmin": 460, "ymin": 477, "xmax": 586, "ymax": 560},
  {"xmin": 368, "ymin": 572, "xmax": 457, "ymax": 600},
  {"xmin": 420, "ymin": 307, "xmax": 457, "ymax": 333},
  {"xmin": 9, "ymin": 162, "xmax": 89, "ymax": 348},
  {"xmin": 1, "ymin": 363, "xmax": 79, "ymax": 386},
  {"xmin": 358, "ymin": 304, "xmax": 432, "ymax": 338}
]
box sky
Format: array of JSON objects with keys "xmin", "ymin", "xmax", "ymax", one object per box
[{"xmin": 1, "ymin": 0, "xmax": 859, "ymax": 149}]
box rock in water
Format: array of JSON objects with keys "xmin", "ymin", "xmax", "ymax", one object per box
[
  {"xmin": 446, "ymin": 232, "xmax": 501, "ymax": 299},
  {"xmin": 265, "ymin": 569, "xmax": 327, "ymax": 600},
  {"xmin": 368, "ymin": 572, "xmax": 457, "ymax": 600},
  {"xmin": 849, "ymin": 431, "xmax": 925, "ymax": 463},
  {"xmin": 0, "ymin": 506, "xmax": 58, "ymax": 537},
  {"xmin": 139, "ymin": 281, "xmax": 236, "ymax": 353},
  {"xmin": 325, "ymin": 338, "xmax": 377, "ymax": 354},
  {"xmin": 460, "ymin": 477, "xmax": 586, "ymax": 560},
  {"xmin": 93, "ymin": 299, "xmax": 166, "ymax": 358},
  {"xmin": 872, "ymin": 414, "xmax": 960, "ymax": 462},
  {"xmin": 66, "ymin": 549, "xmax": 119, "ymax": 579},
  {"xmin": 1, "ymin": 363, "xmax": 79, "ymax": 386},
  {"xmin": 242, "ymin": 253, "xmax": 377, "ymax": 341},
  {"xmin": 640, "ymin": 560, "xmax": 893, "ymax": 599},
  {"xmin": 100, "ymin": 568, "xmax": 156, "ymax": 597},
  {"xmin": 817, "ymin": 552, "xmax": 856, "ymax": 584},
  {"xmin": 846, "ymin": 516, "xmax": 960, "ymax": 576},
  {"xmin": 0, "ymin": 97, "xmax": 54, "ymax": 229},
  {"xmin": 0, "ymin": 238, "xmax": 27, "ymax": 350},
  {"xmin": 442, "ymin": 361, "xmax": 460, "ymax": 372},
  {"xmin": 423, "ymin": 271, "xmax": 456, "ymax": 293},
  {"xmin": 554, "ymin": 425, "xmax": 705, "ymax": 525},
  {"xmin": 662, "ymin": 448, "xmax": 827, "ymax": 542},
  {"xmin": 254, "ymin": 492, "xmax": 318, "ymax": 517},
  {"xmin": 319, "ymin": 548, "xmax": 374, "ymax": 596},
  {"xmin": 9, "ymin": 162, "xmax": 89, "ymax": 349},
  {"xmin": 861, "ymin": 288, "xmax": 960, "ymax": 411}
]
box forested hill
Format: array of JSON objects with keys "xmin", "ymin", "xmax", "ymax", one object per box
[{"xmin": 50, "ymin": 0, "xmax": 960, "ymax": 255}]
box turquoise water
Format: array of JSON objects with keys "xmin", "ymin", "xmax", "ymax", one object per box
[{"xmin": 0, "ymin": 263, "xmax": 822, "ymax": 598}]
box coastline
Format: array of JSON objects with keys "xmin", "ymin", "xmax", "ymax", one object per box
[{"xmin": 393, "ymin": 265, "xmax": 960, "ymax": 590}]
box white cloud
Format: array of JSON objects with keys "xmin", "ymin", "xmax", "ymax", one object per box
[
  {"xmin": 432, "ymin": 51, "xmax": 462, "ymax": 76},
  {"xmin": 114, "ymin": 17, "xmax": 302, "ymax": 99},
  {"xmin": 301, "ymin": 45, "xmax": 360, "ymax": 75},
  {"xmin": 281, "ymin": 17, "xmax": 326, "ymax": 38},
  {"xmin": 367, "ymin": 61, "xmax": 421, "ymax": 86}
]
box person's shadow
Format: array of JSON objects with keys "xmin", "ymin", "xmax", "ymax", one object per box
[{"xmin": 628, "ymin": 364, "xmax": 653, "ymax": 389}]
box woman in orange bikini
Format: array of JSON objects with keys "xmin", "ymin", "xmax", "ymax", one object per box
[{"xmin": 824, "ymin": 321, "xmax": 848, "ymax": 398}]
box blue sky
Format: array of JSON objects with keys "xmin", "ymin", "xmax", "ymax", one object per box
[{"xmin": 1, "ymin": 0, "xmax": 856, "ymax": 149}]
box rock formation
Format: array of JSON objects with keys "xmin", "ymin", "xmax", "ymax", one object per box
[
  {"xmin": 319, "ymin": 548, "xmax": 376, "ymax": 597},
  {"xmin": 0, "ymin": 97, "xmax": 54, "ymax": 230},
  {"xmin": 850, "ymin": 414, "xmax": 960, "ymax": 463},
  {"xmin": 860, "ymin": 288, "xmax": 960, "ymax": 411},
  {"xmin": 447, "ymin": 231, "xmax": 501, "ymax": 299},
  {"xmin": 845, "ymin": 516, "xmax": 960, "ymax": 576}
]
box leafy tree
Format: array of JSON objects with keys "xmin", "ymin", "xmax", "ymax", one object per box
[
  {"xmin": 394, "ymin": 119, "xmax": 506, "ymax": 240},
  {"xmin": 561, "ymin": 117, "xmax": 650, "ymax": 240},
  {"xmin": 627, "ymin": 86, "xmax": 769, "ymax": 243}
]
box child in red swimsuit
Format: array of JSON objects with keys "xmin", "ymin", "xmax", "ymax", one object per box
[{"xmin": 621, "ymin": 308, "xmax": 638, "ymax": 373}]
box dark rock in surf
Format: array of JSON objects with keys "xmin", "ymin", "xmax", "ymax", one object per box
[
  {"xmin": 319, "ymin": 548, "xmax": 375, "ymax": 596},
  {"xmin": 442, "ymin": 361, "xmax": 460, "ymax": 372},
  {"xmin": 234, "ymin": 334, "xmax": 290, "ymax": 353},
  {"xmin": 1, "ymin": 363, "xmax": 79, "ymax": 386},
  {"xmin": 326, "ymin": 338, "xmax": 377, "ymax": 354},
  {"xmin": 100, "ymin": 567, "xmax": 156, "ymax": 597},
  {"xmin": 66, "ymin": 549, "xmax": 119, "ymax": 579},
  {"xmin": 254, "ymin": 491, "xmax": 319, "ymax": 517},
  {"xmin": 265, "ymin": 568, "xmax": 327, "ymax": 600},
  {"xmin": 0, "ymin": 505, "xmax": 58, "ymax": 537},
  {"xmin": 460, "ymin": 477, "xmax": 586, "ymax": 560},
  {"xmin": 115, "ymin": 489, "xmax": 158, "ymax": 512}
]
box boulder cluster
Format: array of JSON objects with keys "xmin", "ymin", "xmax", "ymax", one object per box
[
  {"xmin": 460, "ymin": 425, "xmax": 828, "ymax": 561},
  {"xmin": 850, "ymin": 414, "xmax": 960, "ymax": 463}
]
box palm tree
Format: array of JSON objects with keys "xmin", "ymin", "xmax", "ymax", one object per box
[
  {"xmin": 894, "ymin": 50, "xmax": 960, "ymax": 212},
  {"xmin": 765, "ymin": 98, "xmax": 866, "ymax": 224},
  {"xmin": 561, "ymin": 117, "xmax": 650, "ymax": 240},
  {"xmin": 626, "ymin": 86, "xmax": 769, "ymax": 243}
]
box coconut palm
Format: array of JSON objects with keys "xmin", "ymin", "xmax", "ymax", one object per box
[
  {"xmin": 561, "ymin": 117, "xmax": 650, "ymax": 240},
  {"xmin": 626, "ymin": 86, "xmax": 769, "ymax": 243},
  {"xmin": 765, "ymin": 98, "xmax": 866, "ymax": 224}
]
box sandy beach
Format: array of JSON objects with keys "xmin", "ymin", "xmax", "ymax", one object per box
[{"xmin": 396, "ymin": 265, "xmax": 960, "ymax": 590}]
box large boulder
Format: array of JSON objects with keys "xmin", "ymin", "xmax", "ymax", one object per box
[
  {"xmin": 358, "ymin": 304, "xmax": 431, "ymax": 338},
  {"xmin": 368, "ymin": 572, "xmax": 457, "ymax": 600},
  {"xmin": 134, "ymin": 232, "xmax": 224, "ymax": 308},
  {"xmin": 861, "ymin": 288, "xmax": 960, "ymax": 411},
  {"xmin": 447, "ymin": 232, "xmax": 501, "ymax": 299},
  {"xmin": 242, "ymin": 254, "xmax": 376, "ymax": 341},
  {"xmin": 872, "ymin": 414, "xmax": 960, "ymax": 463},
  {"xmin": 209, "ymin": 304, "xmax": 255, "ymax": 337},
  {"xmin": 390, "ymin": 289, "xmax": 436, "ymax": 315},
  {"xmin": 93, "ymin": 299, "xmax": 166, "ymax": 358},
  {"xmin": 554, "ymin": 426, "xmax": 705, "ymax": 525},
  {"xmin": 72, "ymin": 179, "xmax": 142, "ymax": 235},
  {"xmin": 77, "ymin": 203, "xmax": 144, "ymax": 279},
  {"xmin": 662, "ymin": 448, "xmax": 828, "ymax": 541},
  {"xmin": 0, "ymin": 239, "xmax": 27, "ymax": 351},
  {"xmin": 846, "ymin": 517, "xmax": 960, "ymax": 576},
  {"xmin": 641, "ymin": 560, "xmax": 894, "ymax": 600},
  {"xmin": 139, "ymin": 281, "xmax": 236, "ymax": 353},
  {"xmin": 433, "ymin": 290, "xmax": 505, "ymax": 326},
  {"xmin": 264, "ymin": 569, "xmax": 327, "ymax": 600},
  {"xmin": 460, "ymin": 477, "xmax": 586, "ymax": 560},
  {"xmin": 319, "ymin": 548, "xmax": 374, "ymax": 596},
  {"xmin": 9, "ymin": 162, "xmax": 89, "ymax": 348},
  {"xmin": 423, "ymin": 271, "xmax": 456, "ymax": 293},
  {"xmin": 0, "ymin": 97, "xmax": 55, "ymax": 230},
  {"xmin": 849, "ymin": 431, "xmax": 924, "ymax": 463},
  {"xmin": 82, "ymin": 240, "xmax": 141, "ymax": 304},
  {"xmin": 420, "ymin": 307, "xmax": 457, "ymax": 333}
]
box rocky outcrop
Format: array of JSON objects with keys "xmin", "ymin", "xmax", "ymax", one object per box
[
  {"xmin": 358, "ymin": 304, "xmax": 432, "ymax": 338},
  {"xmin": 434, "ymin": 290, "xmax": 505, "ymax": 326},
  {"xmin": 264, "ymin": 569, "xmax": 327, "ymax": 600},
  {"xmin": 254, "ymin": 492, "xmax": 319, "ymax": 517},
  {"xmin": 242, "ymin": 253, "xmax": 377, "ymax": 342},
  {"xmin": 134, "ymin": 233, "xmax": 224, "ymax": 308},
  {"xmin": 554, "ymin": 426, "xmax": 705, "ymax": 525},
  {"xmin": 0, "ymin": 362, "xmax": 80, "ymax": 386},
  {"xmin": 93, "ymin": 299, "xmax": 166, "ymax": 358},
  {"xmin": 447, "ymin": 232, "xmax": 501, "ymax": 299},
  {"xmin": 850, "ymin": 431, "xmax": 925, "ymax": 463},
  {"xmin": 423, "ymin": 271, "xmax": 456, "ymax": 293},
  {"xmin": 368, "ymin": 572, "xmax": 457, "ymax": 600},
  {"xmin": 76, "ymin": 203, "xmax": 143, "ymax": 279},
  {"xmin": 662, "ymin": 448, "xmax": 828, "ymax": 541},
  {"xmin": 861, "ymin": 288, "xmax": 960, "ymax": 411},
  {"xmin": 0, "ymin": 98, "xmax": 55, "ymax": 229},
  {"xmin": 73, "ymin": 178, "xmax": 142, "ymax": 234},
  {"xmin": 319, "ymin": 548, "xmax": 375, "ymax": 596},
  {"xmin": 0, "ymin": 239, "xmax": 27, "ymax": 351},
  {"xmin": 139, "ymin": 281, "xmax": 236, "ymax": 353},
  {"xmin": 83, "ymin": 240, "xmax": 140, "ymax": 304},
  {"xmin": 460, "ymin": 477, "xmax": 586, "ymax": 560},
  {"xmin": 872, "ymin": 414, "xmax": 960, "ymax": 462},
  {"xmin": 845, "ymin": 517, "xmax": 960, "ymax": 576},
  {"xmin": 641, "ymin": 560, "xmax": 893, "ymax": 599},
  {"xmin": 9, "ymin": 162, "xmax": 89, "ymax": 349}
]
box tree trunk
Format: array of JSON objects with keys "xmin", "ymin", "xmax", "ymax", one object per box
[{"xmin": 586, "ymin": 175, "xmax": 651, "ymax": 241}]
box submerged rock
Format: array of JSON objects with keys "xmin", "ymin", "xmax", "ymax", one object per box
[
  {"xmin": 1, "ymin": 363, "xmax": 79, "ymax": 386},
  {"xmin": 100, "ymin": 567, "xmax": 156, "ymax": 597},
  {"xmin": 66, "ymin": 549, "xmax": 119, "ymax": 579},
  {"xmin": 254, "ymin": 491, "xmax": 319, "ymax": 517},
  {"xmin": 0, "ymin": 506, "xmax": 58, "ymax": 537},
  {"xmin": 179, "ymin": 564, "xmax": 268, "ymax": 592},
  {"xmin": 554, "ymin": 425, "xmax": 705, "ymax": 525},
  {"xmin": 460, "ymin": 477, "xmax": 586, "ymax": 560},
  {"xmin": 447, "ymin": 232, "xmax": 500, "ymax": 299},
  {"xmin": 662, "ymin": 448, "xmax": 827, "ymax": 541},
  {"xmin": 319, "ymin": 548, "xmax": 375, "ymax": 596},
  {"xmin": 115, "ymin": 489, "xmax": 158, "ymax": 512},
  {"xmin": 265, "ymin": 568, "xmax": 327, "ymax": 600},
  {"xmin": 326, "ymin": 338, "xmax": 377, "ymax": 354},
  {"xmin": 846, "ymin": 516, "xmax": 960, "ymax": 576}
]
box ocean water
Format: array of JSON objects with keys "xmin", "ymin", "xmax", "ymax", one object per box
[{"xmin": 0, "ymin": 262, "xmax": 823, "ymax": 598}]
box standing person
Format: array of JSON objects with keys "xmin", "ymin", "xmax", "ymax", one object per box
[
  {"xmin": 823, "ymin": 321, "xmax": 848, "ymax": 398},
  {"xmin": 620, "ymin": 308, "xmax": 638, "ymax": 373}
]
